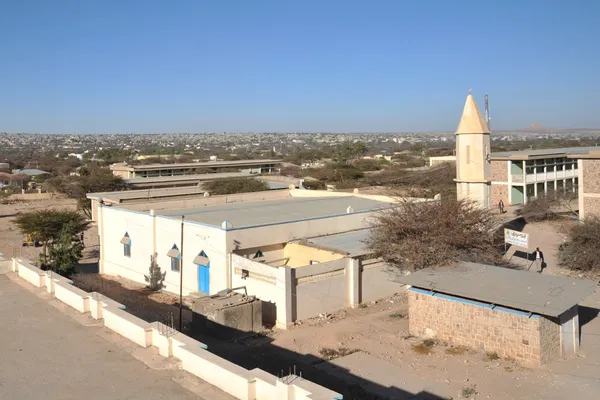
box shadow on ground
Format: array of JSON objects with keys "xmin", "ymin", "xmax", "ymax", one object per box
[{"xmin": 72, "ymin": 273, "xmax": 449, "ymax": 400}]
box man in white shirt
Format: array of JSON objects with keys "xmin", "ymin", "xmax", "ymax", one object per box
[{"xmin": 533, "ymin": 247, "xmax": 544, "ymax": 273}]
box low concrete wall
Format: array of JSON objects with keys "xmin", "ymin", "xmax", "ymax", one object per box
[
  {"xmin": 54, "ymin": 279, "xmax": 90, "ymax": 313},
  {"xmin": 103, "ymin": 307, "xmax": 153, "ymax": 348},
  {"xmin": 15, "ymin": 259, "xmax": 46, "ymax": 288},
  {"xmin": 8, "ymin": 192, "xmax": 59, "ymax": 201},
  {"xmin": 11, "ymin": 257, "xmax": 341, "ymax": 400}
]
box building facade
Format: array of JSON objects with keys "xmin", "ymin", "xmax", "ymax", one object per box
[
  {"xmin": 454, "ymin": 93, "xmax": 492, "ymax": 208},
  {"xmin": 571, "ymin": 150, "xmax": 600, "ymax": 219},
  {"xmin": 96, "ymin": 190, "xmax": 421, "ymax": 328},
  {"xmin": 489, "ymin": 148, "xmax": 589, "ymax": 206},
  {"xmin": 110, "ymin": 159, "xmax": 282, "ymax": 179}
]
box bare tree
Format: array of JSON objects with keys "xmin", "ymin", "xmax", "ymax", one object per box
[
  {"xmin": 366, "ymin": 197, "xmax": 501, "ymax": 272},
  {"xmin": 517, "ymin": 189, "xmax": 578, "ymax": 223},
  {"xmin": 558, "ymin": 217, "xmax": 600, "ymax": 275}
]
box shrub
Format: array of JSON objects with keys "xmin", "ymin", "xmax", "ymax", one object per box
[
  {"xmin": 366, "ymin": 197, "xmax": 499, "ymax": 272},
  {"xmin": 558, "ymin": 217, "xmax": 600, "ymax": 274},
  {"xmin": 203, "ymin": 177, "xmax": 269, "ymax": 195}
]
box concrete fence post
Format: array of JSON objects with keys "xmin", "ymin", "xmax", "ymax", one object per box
[
  {"xmin": 346, "ymin": 258, "xmax": 360, "ymax": 308},
  {"xmin": 275, "ymin": 267, "xmax": 294, "ymax": 329}
]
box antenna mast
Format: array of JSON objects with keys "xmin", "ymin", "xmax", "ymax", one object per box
[{"xmin": 484, "ymin": 94, "xmax": 491, "ymax": 129}]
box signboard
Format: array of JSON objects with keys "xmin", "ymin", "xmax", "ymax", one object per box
[{"xmin": 504, "ymin": 229, "xmax": 528, "ymax": 248}]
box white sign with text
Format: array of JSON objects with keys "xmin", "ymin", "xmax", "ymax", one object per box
[{"xmin": 504, "ymin": 229, "xmax": 529, "ymax": 248}]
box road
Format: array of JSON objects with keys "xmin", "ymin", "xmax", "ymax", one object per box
[{"xmin": 0, "ymin": 274, "xmax": 233, "ymax": 400}]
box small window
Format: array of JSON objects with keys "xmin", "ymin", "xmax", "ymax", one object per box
[
  {"xmin": 124, "ymin": 243, "xmax": 131, "ymax": 258},
  {"xmin": 466, "ymin": 146, "xmax": 471, "ymax": 164},
  {"xmin": 167, "ymin": 244, "xmax": 181, "ymax": 272},
  {"xmin": 171, "ymin": 257, "xmax": 180, "ymax": 272},
  {"xmin": 253, "ymin": 250, "xmax": 264, "ymax": 259}
]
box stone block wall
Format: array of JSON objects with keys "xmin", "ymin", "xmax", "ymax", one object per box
[
  {"xmin": 408, "ymin": 289, "xmax": 561, "ymax": 366},
  {"xmin": 491, "ymin": 185, "xmax": 508, "ymax": 206},
  {"xmin": 583, "ymin": 197, "xmax": 600, "ymax": 219},
  {"xmin": 582, "ymin": 160, "xmax": 600, "ymax": 194},
  {"xmin": 491, "ymin": 161, "xmax": 508, "ymax": 182}
]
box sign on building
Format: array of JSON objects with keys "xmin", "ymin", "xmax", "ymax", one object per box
[{"xmin": 504, "ymin": 229, "xmax": 529, "ymax": 248}]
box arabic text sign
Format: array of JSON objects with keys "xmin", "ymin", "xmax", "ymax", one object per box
[{"xmin": 504, "ymin": 229, "xmax": 529, "ymax": 248}]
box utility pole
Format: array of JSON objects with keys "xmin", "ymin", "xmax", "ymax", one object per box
[{"xmin": 179, "ymin": 215, "xmax": 184, "ymax": 331}]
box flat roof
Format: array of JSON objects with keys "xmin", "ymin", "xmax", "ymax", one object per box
[
  {"xmin": 156, "ymin": 196, "xmax": 391, "ymax": 229},
  {"xmin": 124, "ymin": 172, "xmax": 252, "ymax": 184},
  {"xmin": 398, "ymin": 262, "xmax": 596, "ymax": 317},
  {"xmin": 298, "ymin": 228, "xmax": 372, "ymax": 257},
  {"xmin": 491, "ymin": 147, "xmax": 598, "ymax": 161},
  {"xmin": 568, "ymin": 149, "xmax": 600, "ymax": 159},
  {"xmin": 110, "ymin": 159, "xmax": 282, "ymax": 171},
  {"xmin": 87, "ymin": 186, "xmax": 210, "ymax": 203}
]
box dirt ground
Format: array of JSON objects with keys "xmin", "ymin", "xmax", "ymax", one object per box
[
  {"xmin": 3, "ymin": 199, "xmax": 599, "ymax": 399},
  {"xmin": 0, "ymin": 198, "xmax": 99, "ymax": 265}
]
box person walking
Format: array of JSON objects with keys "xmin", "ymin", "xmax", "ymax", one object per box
[
  {"xmin": 498, "ymin": 199, "xmax": 505, "ymax": 214},
  {"xmin": 533, "ymin": 247, "xmax": 544, "ymax": 273}
]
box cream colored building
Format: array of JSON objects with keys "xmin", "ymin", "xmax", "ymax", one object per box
[
  {"xmin": 454, "ymin": 93, "xmax": 492, "ymax": 208},
  {"xmin": 96, "ymin": 189, "xmax": 434, "ymax": 328}
]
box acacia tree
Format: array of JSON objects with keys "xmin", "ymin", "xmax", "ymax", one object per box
[
  {"xmin": 203, "ymin": 177, "xmax": 268, "ymax": 195},
  {"xmin": 13, "ymin": 209, "xmax": 88, "ymax": 266},
  {"xmin": 365, "ymin": 197, "xmax": 500, "ymax": 272}
]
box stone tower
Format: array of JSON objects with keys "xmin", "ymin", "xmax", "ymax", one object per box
[{"xmin": 454, "ymin": 93, "xmax": 492, "ymax": 208}]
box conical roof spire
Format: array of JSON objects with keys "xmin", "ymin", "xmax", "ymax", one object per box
[{"xmin": 456, "ymin": 93, "xmax": 490, "ymax": 134}]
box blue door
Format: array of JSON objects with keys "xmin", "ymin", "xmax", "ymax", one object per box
[{"xmin": 197, "ymin": 250, "xmax": 210, "ymax": 294}]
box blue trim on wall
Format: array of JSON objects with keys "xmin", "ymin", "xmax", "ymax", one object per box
[{"xmin": 408, "ymin": 287, "xmax": 539, "ymax": 318}]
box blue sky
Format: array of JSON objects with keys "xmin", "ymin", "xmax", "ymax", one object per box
[{"xmin": 1, "ymin": 0, "xmax": 598, "ymax": 133}]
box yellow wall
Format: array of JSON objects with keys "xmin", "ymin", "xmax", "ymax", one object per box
[{"xmin": 283, "ymin": 243, "xmax": 344, "ymax": 268}]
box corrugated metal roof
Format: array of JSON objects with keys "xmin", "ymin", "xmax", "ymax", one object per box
[{"xmin": 398, "ymin": 262, "xmax": 597, "ymax": 317}]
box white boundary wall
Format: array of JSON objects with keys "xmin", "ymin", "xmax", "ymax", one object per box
[{"xmin": 11, "ymin": 258, "xmax": 342, "ymax": 400}]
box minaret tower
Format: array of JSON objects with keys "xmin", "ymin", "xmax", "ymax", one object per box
[{"xmin": 454, "ymin": 92, "xmax": 492, "ymax": 208}]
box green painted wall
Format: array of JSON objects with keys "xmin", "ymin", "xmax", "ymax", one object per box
[
  {"xmin": 510, "ymin": 161, "xmax": 523, "ymax": 175},
  {"xmin": 511, "ymin": 185, "xmax": 524, "ymax": 204}
]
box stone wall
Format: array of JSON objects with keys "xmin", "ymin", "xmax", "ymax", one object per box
[
  {"xmin": 408, "ymin": 289, "xmax": 561, "ymax": 366},
  {"xmin": 583, "ymin": 197, "xmax": 600, "ymax": 219},
  {"xmin": 582, "ymin": 160, "xmax": 600, "ymax": 193},
  {"xmin": 491, "ymin": 161, "xmax": 508, "ymax": 182},
  {"xmin": 539, "ymin": 316, "xmax": 561, "ymax": 364},
  {"xmin": 491, "ymin": 185, "xmax": 508, "ymax": 206}
]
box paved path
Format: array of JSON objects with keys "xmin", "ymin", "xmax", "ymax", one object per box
[{"xmin": 0, "ymin": 274, "xmax": 233, "ymax": 400}]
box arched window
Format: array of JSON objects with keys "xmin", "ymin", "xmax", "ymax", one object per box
[{"xmin": 167, "ymin": 244, "xmax": 180, "ymax": 272}]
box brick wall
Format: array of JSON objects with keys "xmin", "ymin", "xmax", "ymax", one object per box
[
  {"xmin": 582, "ymin": 160, "xmax": 600, "ymax": 194},
  {"xmin": 491, "ymin": 161, "xmax": 508, "ymax": 182},
  {"xmin": 408, "ymin": 289, "xmax": 561, "ymax": 366},
  {"xmin": 491, "ymin": 185, "xmax": 508, "ymax": 206},
  {"xmin": 583, "ymin": 197, "xmax": 600, "ymax": 219}
]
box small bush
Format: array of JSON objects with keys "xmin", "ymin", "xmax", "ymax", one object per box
[
  {"xmin": 412, "ymin": 339, "xmax": 437, "ymax": 355},
  {"xmin": 485, "ymin": 351, "xmax": 500, "ymax": 360},
  {"xmin": 461, "ymin": 385, "xmax": 478, "ymax": 398},
  {"xmin": 445, "ymin": 345, "xmax": 469, "ymax": 356},
  {"xmin": 389, "ymin": 312, "xmax": 404, "ymax": 318},
  {"xmin": 318, "ymin": 347, "xmax": 359, "ymax": 360}
]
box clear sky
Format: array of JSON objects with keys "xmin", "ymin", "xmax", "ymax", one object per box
[{"xmin": 1, "ymin": 0, "xmax": 599, "ymax": 133}]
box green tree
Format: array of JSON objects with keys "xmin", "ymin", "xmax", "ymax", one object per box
[
  {"xmin": 49, "ymin": 223, "xmax": 84, "ymax": 275},
  {"xmin": 203, "ymin": 177, "xmax": 269, "ymax": 195},
  {"xmin": 332, "ymin": 142, "xmax": 368, "ymax": 163},
  {"xmin": 13, "ymin": 209, "xmax": 88, "ymax": 266}
]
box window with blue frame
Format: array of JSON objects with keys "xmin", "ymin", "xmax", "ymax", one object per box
[
  {"xmin": 167, "ymin": 244, "xmax": 181, "ymax": 272},
  {"xmin": 120, "ymin": 232, "xmax": 131, "ymax": 257}
]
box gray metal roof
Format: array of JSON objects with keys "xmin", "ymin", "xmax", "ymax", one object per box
[
  {"xmin": 111, "ymin": 159, "xmax": 282, "ymax": 171},
  {"xmin": 491, "ymin": 146, "xmax": 598, "ymax": 160},
  {"xmin": 300, "ymin": 228, "xmax": 372, "ymax": 257},
  {"xmin": 124, "ymin": 172, "xmax": 252, "ymax": 184},
  {"xmin": 398, "ymin": 262, "xmax": 597, "ymax": 317},
  {"xmin": 13, "ymin": 169, "xmax": 49, "ymax": 176},
  {"xmin": 156, "ymin": 196, "xmax": 391, "ymax": 229}
]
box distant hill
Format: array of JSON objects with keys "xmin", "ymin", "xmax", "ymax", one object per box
[{"xmin": 521, "ymin": 123, "xmax": 548, "ymax": 132}]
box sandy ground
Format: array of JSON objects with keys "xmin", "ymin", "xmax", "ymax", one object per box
[
  {"xmin": 3, "ymin": 199, "xmax": 599, "ymax": 399},
  {"xmin": 265, "ymin": 220, "xmax": 600, "ymax": 399},
  {"xmin": 0, "ymin": 198, "xmax": 99, "ymax": 265}
]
